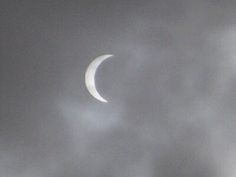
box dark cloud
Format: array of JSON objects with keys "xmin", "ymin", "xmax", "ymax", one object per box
[{"xmin": 1, "ymin": 0, "xmax": 236, "ymax": 176}]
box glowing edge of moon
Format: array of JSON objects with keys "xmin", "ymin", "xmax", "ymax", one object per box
[{"xmin": 85, "ymin": 54, "xmax": 113, "ymax": 103}]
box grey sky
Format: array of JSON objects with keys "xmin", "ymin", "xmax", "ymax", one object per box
[{"xmin": 1, "ymin": 0, "xmax": 236, "ymax": 177}]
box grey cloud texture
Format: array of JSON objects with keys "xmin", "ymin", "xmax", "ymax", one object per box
[{"xmin": 1, "ymin": 0, "xmax": 236, "ymax": 177}]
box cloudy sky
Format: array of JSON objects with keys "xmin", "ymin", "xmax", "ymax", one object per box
[{"xmin": 1, "ymin": 0, "xmax": 236, "ymax": 177}]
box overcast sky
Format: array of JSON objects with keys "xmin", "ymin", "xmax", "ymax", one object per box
[{"xmin": 1, "ymin": 0, "xmax": 236, "ymax": 177}]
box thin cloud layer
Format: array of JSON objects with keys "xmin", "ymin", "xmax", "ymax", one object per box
[{"xmin": 1, "ymin": 0, "xmax": 236, "ymax": 177}]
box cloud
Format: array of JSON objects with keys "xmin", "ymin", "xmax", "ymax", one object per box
[{"xmin": 1, "ymin": 0, "xmax": 236, "ymax": 176}]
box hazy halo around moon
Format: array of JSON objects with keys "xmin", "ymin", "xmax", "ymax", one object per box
[{"xmin": 85, "ymin": 54, "xmax": 113, "ymax": 103}]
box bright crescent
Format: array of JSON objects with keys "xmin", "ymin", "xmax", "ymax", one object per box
[{"xmin": 85, "ymin": 54, "xmax": 113, "ymax": 103}]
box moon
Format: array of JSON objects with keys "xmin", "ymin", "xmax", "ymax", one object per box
[{"xmin": 85, "ymin": 54, "xmax": 113, "ymax": 103}]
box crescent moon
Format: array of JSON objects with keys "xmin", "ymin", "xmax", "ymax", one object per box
[{"xmin": 85, "ymin": 54, "xmax": 113, "ymax": 103}]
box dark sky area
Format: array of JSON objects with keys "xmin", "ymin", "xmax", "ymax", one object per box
[{"xmin": 1, "ymin": 0, "xmax": 236, "ymax": 177}]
